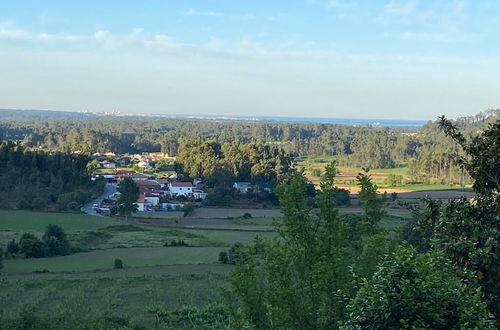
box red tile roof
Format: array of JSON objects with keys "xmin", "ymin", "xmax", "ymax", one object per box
[{"xmin": 169, "ymin": 182, "xmax": 193, "ymax": 188}]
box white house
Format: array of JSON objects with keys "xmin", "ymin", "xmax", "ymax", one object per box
[
  {"xmin": 193, "ymin": 189, "xmax": 207, "ymax": 200},
  {"xmin": 233, "ymin": 182, "xmax": 252, "ymax": 193},
  {"xmin": 136, "ymin": 193, "xmax": 159, "ymax": 211},
  {"xmin": 101, "ymin": 160, "xmax": 116, "ymax": 169},
  {"xmin": 169, "ymin": 182, "xmax": 193, "ymax": 197},
  {"xmin": 137, "ymin": 161, "xmax": 152, "ymax": 169}
]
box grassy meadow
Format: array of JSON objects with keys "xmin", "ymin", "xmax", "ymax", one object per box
[
  {"xmin": 0, "ymin": 200, "xmax": 415, "ymax": 328},
  {"xmin": 0, "ymin": 209, "xmax": 281, "ymax": 327}
]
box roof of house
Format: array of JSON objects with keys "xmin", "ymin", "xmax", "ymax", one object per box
[
  {"xmin": 169, "ymin": 182, "xmax": 194, "ymax": 188},
  {"xmin": 116, "ymin": 172, "xmax": 149, "ymax": 179}
]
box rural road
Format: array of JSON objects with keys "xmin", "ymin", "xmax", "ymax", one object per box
[{"xmin": 81, "ymin": 183, "xmax": 117, "ymax": 215}]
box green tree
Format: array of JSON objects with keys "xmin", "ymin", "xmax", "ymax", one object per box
[
  {"xmin": 417, "ymin": 117, "xmax": 500, "ymax": 321},
  {"xmin": 6, "ymin": 239, "xmax": 20, "ymax": 256},
  {"xmin": 42, "ymin": 224, "xmax": 70, "ymax": 256},
  {"xmin": 227, "ymin": 163, "xmax": 364, "ymax": 329},
  {"xmin": 0, "ymin": 247, "xmax": 3, "ymax": 270},
  {"xmin": 86, "ymin": 159, "xmax": 100, "ymax": 174},
  {"xmin": 19, "ymin": 233, "xmax": 45, "ymax": 258},
  {"xmin": 114, "ymin": 258, "xmax": 123, "ymax": 269},
  {"xmin": 117, "ymin": 178, "xmax": 139, "ymax": 218},
  {"xmin": 356, "ymin": 168, "xmax": 387, "ymax": 235},
  {"xmin": 343, "ymin": 244, "xmax": 494, "ymax": 329},
  {"xmin": 218, "ymin": 251, "xmax": 229, "ymax": 264}
]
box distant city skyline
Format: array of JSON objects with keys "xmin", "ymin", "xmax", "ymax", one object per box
[{"xmin": 1, "ymin": 1, "xmax": 499, "ymax": 120}]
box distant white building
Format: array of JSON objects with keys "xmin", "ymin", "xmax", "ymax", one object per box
[
  {"xmin": 169, "ymin": 182, "xmax": 193, "ymax": 197},
  {"xmin": 136, "ymin": 193, "xmax": 159, "ymax": 211},
  {"xmin": 137, "ymin": 161, "xmax": 152, "ymax": 169},
  {"xmin": 101, "ymin": 161, "xmax": 116, "ymax": 169},
  {"xmin": 193, "ymin": 189, "xmax": 207, "ymax": 200},
  {"xmin": 233, "ymin": 182, "xmax": 252, "ymax": 193}
]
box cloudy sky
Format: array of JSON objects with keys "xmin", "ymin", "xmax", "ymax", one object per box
[{"xmin": 1, "ymin": 0, "xmax": 499, "ymax": 119}]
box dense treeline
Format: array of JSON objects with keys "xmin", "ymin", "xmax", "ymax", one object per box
[
  {"xmin": 176, "ymin": 138, "xmax": 294, "ymax": 184},
  {"xmin": 0, "ymin": 109, "xmax": 498, "ymax": 185},
  {"xmin": 0, "ymin": 141, "xmax": 103, "ymax": 210}
]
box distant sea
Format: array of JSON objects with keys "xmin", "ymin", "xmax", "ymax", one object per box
[{"xmin": 178, "ymin": 114, "xmax": 428, "ymax": 127}]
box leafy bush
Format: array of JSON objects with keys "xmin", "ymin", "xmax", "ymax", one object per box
[
  {"xmin": 114, "ymin": 258, "xmax": 123, "ymax": 269},
  {"xmin": 343, "ymin": 244, "xmax": 494, "ymax": 329}
]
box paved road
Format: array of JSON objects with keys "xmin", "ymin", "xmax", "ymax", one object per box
[{"xmin": 81, "ymin": 183, "xmax": 117, "ymax": 215}]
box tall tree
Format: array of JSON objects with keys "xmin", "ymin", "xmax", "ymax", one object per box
[{"xmin": 117, "ymin": 178, "xmax": 139, "ymax": 218}]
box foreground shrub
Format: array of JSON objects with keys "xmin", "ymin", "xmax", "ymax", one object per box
[{"xmin": 343, "ymin": 244, "xmax": 494, "ymax": 329}]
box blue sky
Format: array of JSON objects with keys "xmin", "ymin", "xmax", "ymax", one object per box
[{"xmin": 1, "ymin": 1, "xmax": 499, "ymax": 119}]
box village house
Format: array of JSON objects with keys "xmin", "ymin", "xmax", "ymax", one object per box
[
  {"xmin": 101, "ymin": 160, "xmax": 116, "ymax": 169},
  {"xmin": 136, "ymin": 194, "xmax": 160, "ymax": 212},
  {"xmin": 155, "ymin": 179, "xmax": 171, "ymax": 189},
  {"xmin": 114, "ymin": 171, "xmax": 149, "ymax": 182},
  {"xmin": 137, "ymin": 160, "xmax": 152, "ymax": 169},
  {"xmin": 233, "ymin": 182, "xmax": 252, "ymax": 193},
  {"xmin": 193, "ymin": 189, "xmax": 207, "ymax": 200},
  {"xmin": 136, "ymin": 180, "xmax": 163, "ymax": 197},
  {"xmin": 168, "ymin": 182, "xmax": 193, "ymax": 197}
]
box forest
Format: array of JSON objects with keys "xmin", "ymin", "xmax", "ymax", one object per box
[
  {"xmin": 0, "ymin": 141, "xmax": 103, "ymax": 210},
  {"xmin": 1, "ymin": 109, "xmax": 498, "ymax": 186}
]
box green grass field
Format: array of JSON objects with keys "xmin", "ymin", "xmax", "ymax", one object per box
[
  {"xmin": 0, "ymin": 210, "xmax": 118, "ymax": 231},
  {"xmin": 3, "ymin": 247, "xmax": 225, "ymax": 273},
  {"xmin": 0, "ymin": 207, "xmax": 410, "ymax": 328}
]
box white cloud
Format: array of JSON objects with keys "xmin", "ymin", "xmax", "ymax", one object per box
[{"xmin": 94, "ymin": 30, "xmax": 110, "ymax": 40}]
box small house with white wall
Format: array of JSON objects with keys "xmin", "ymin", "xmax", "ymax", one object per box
[
  {"xmin": 101, "ymin": 160, "xmax": 116, "ymax": 169},
  {"xmin": 168, "ymin": 182, "xmax": 193, "ymax": 197},
  {"xmin": 233, "ymin": 182, "xmax": 252, "ymax": 193}
]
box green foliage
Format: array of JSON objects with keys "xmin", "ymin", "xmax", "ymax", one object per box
[
  {"xmin": 19, "ymin": 233, "xmax": 45, "ymax": 258},
  {"xmin": 175, "ymin": 137, "xmax": 294, "ymax": 184},
  {"xmin": 334, "ymin": 187, "xmax": 351, "ymax": 206},
  {"xmin": 6, "ymin": 239, "xmax": 20, "ymax": 256},
  {"xmin": 439, "ymin": 116, "xmax": 499, "ymax": 194},
  {"xmin": 343, "ymin": 244, "xmax": 494, "ymax": 329},
  {"xmin": 386, "ymin": 173, "xmax": 403, "ymax": 186},
  {"xmin": 411, "ymin": 117, "xmax": 500, "ymax": 321},
  {"xmin": 0, "ymin": 140, "xmax": 99, "ymax": 210},
  {"xmin": 164, "ymin": 239, "xmax": 189, "ymax": 247},
  {"xmin": 205, "ymin": 191, "xmax": 232, "ymax": 207},
  {"xmin": 117, "ymin": 178, "xmax": 139, "ymax": 217},
  {"xmin": 42, "ymin": 224, "xmax": 70, "ymax": 256},
  {"xmin": 86, "ymin": 159, "xmax": 100, "ymax": 174},
  {"xmin": 113, "ymin": 258, "xmax": 123, "ymax": 269},
  {"xmin": 150, "ymin": 302, "xmax": 229, "ymax": 329},
  {"xmin": 16, "ymin": 225, "xmax": 72, "ymax": 259},
  {"xmin": 0, "ymin": 247, "xmax": 3, "ymax": 270},
  {"xmin": 227, "ymin": 162, "xmax": 392, "ymax": 329},
  {"xmin": 356, "ymin": 169, "xmax": 387, "ymax": 235},
  {"xmin": 218, "ymin": 251, "xmax": 229, "ymax": 264}
]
